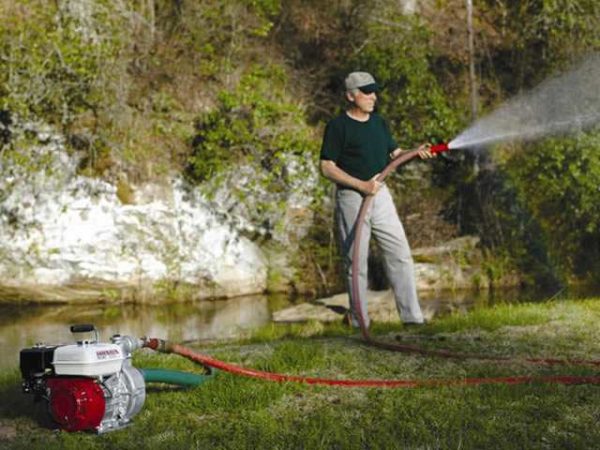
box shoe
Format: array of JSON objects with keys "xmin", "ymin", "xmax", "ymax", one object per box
[{"xmin": 402, "ymin": 321, "xmax": 426, "ymax": 327}]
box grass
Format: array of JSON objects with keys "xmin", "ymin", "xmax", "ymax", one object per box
[{"xmin": 1, "ymin": 298, "xmax": 599, "ymax": 449}]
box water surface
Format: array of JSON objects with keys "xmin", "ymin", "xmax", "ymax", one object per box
[
  {"xmin": 2, "ymin": 285, "xmax": 597, "ymax": 370},
  {"xmin": 0, "ymin": 294, "xmax": 288, "ymax": 370}
]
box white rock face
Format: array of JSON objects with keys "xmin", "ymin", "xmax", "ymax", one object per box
[{"xmin": 0, "ymin": 124, "xmax": 267, "ymax": 300}]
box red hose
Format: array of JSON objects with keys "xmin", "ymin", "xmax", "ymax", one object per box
[
  {"xmin": 350, "ymin": 149, "xmax": 600, "ymax": 368},
  {"xmin": 138, "ymin": 147, "xmax": 600, "ymax": 389},
  {"xmin": 142, "ymin": 339, "xmax": 600, "ymax": 389},
  {"xmin": 351, "ymin": 149, "xmax": 422, "ymax": 341}
]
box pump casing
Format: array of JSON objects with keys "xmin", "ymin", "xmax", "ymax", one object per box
[{"xmin": 20, "ymin": 326, "xmax": 145, "ymax": 433}]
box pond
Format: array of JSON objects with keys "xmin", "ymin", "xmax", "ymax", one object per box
[{"xmin": 1, "ymin": 285, "xmax": 596, "ymax": 370}]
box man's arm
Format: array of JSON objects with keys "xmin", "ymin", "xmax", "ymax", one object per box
[
  {"xmin": 320, "ymin": 160, "xmax": 381, "ymax": 196},
  {"xmin": 390, "ymin": 144, "xmax": 435, "ymax": 160}
]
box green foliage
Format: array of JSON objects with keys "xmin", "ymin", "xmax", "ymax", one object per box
[
  {"xmin": 1, "ymin": 0, "xmax": 599, "ymax": 288},
  {"xmin": 186, "ymin": 64, "xmax": 318, "ymax": 238},
  {"xmin": 0, "ymin": 1, "xmax": 129, "ymax": 177},
  {"xmin": 244, "ymin": 0, "xmax": 281, "ymax": 36},
  {"xmin": 0, "ymin": 132, "xmax": 54, "ymax": 177},
  {"xmin": 445, "ymin": 155, "xmax": 563, "ymax": 287},
  {"xmin": 188, "ymin": 65, "xmax": 311, "ymax": 182},
  {"xmin": 503, "ymin": 132, "xmax": 600, "ymax": 279},
  {"xmin": 162, "ymin": 0, "xmax": 281, "ymax": 78},
  {"xmin": 540, "ymin": 0, "xmax": 600, "ymax": 49},
  {"xmin": 480, "ymin": 0, "xmax": 600, "ymax": 91},
  {"xmin": 441, "ymin": 0, "xmax": 600, "ymax": 284},
  {"xmin": 295, "ymin": 194, "xmax": 345, "ymax": 296},
  {"xmin": 0, "ymin": 1, "xmax": 124, "ymax": 128},
  {"xmin": 444, "ymin": 130, "xmax": 600, "ymax": 285}
]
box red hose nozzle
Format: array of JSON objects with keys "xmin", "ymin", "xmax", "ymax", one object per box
[{"xmin": 430, "ymin": 143, "xmax": 450, "ymax": 154}]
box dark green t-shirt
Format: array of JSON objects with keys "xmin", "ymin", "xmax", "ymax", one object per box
[{"xmin": 320, "ymin": 112, "xmax": 398, "ymax": 181}]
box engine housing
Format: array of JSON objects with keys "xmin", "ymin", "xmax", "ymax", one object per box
[{"xmin": 20, "ymin": 326, "xmax": 146, "ymax": 433}]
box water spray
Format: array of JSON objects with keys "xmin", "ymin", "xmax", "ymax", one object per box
[
  {"xmin": 423, "ymin": 54, "xmax": 600, "ymax": 152},
  {"xmin": 450, "ymin": 53, "xmax": 600, "ymax": 149}
]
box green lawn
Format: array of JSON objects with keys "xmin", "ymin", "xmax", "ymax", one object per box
[{"xmin": 1, "ymin": 299, "xmax": 599, "ymax": 449}]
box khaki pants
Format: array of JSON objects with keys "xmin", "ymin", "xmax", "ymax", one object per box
[{"xmin": 336, "ymin": 185, "xmax": 424, "ymax": 327}]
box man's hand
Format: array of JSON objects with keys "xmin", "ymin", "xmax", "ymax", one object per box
[
  {"xmin": 321, "ymin": 160, "xmax": 382, "ymax": 195},
  {"xmin": 361, "ymin": 174, "xmax": 382, "ymax": 196},
  {"xmin": 417, "ymin": 143, "xmax": 436, "ymax": 159},
  {"xmin": 391, "ymin": 145, "xmax": 437, "ymax": 160}
]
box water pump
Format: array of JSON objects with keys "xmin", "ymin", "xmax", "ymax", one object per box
[{"xmin": 20, "ymin": 324, "xmax": 145, "ymax": 433}]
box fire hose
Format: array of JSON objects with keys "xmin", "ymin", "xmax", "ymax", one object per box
[
  {"xmin": 350, "ymin": 143, "xmax": 600, "ymax": 368},
  {"xmin": 140, "ymin": 142, "xmax": 599, "ymax": 389},
  {"xmin": 20, "ymin": 324, "xmax": 598, "ymax": 435},
  {"xmin": 142, "ymin": 338, "xmax": 600, "ymax": 389}
]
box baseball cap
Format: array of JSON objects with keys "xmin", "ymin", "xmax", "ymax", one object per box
[{"xmin": 344, "ymin": 71, "xmax": 379, "ymax": 93}]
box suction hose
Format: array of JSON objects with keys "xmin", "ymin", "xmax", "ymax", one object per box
[{"xmin": 140, "ymin": 368, "xmax": 214, "ymax": 387}]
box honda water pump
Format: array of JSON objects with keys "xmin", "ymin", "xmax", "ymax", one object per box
[{"xmin": 20, "ymin": 324, "xmax": 145, "ymax": 433}]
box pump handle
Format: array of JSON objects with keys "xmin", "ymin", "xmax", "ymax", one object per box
[{"xmin": 70, "ymin": 324, "xmax": 95, "ymax": 333}]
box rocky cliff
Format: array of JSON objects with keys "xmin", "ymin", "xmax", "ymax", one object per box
[{"xmin": 0, "ymin": 122, "xmax": 268, "ymax": 302}]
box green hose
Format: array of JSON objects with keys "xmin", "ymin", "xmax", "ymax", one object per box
[{"xmin": 140, "ymin": 368, "xmax": 215, "ymax": 387}]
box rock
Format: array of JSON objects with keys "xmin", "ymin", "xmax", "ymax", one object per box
[
  {"xmin": 412, "ymin": 236, "xmax": 480, "ymax": 260},
  {"xmin": 0, "ymin": 422, "xmax": 17, "ymax": 441},
  {"xmin": 412, "ymin": 236, "xmax": 488, "ymax": 291},
  {"xmin": 273, "ymin": 236, "xmax": 489, "ymax": 324},
  {"xmin": 0, "ymin": 122, "xmax": 267, "ymax": 302},
  {"xmin": 273, "ymin": 287, "xmax": 483, "ymax": 324},
  {"xmin": 274, "ymin": 290, "xmax": 435, "ymax": 323}
]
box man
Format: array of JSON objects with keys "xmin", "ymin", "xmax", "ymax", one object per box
[{"xmin": 320, "ymin": 71, "xmax": 434, "ymax": 328}]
